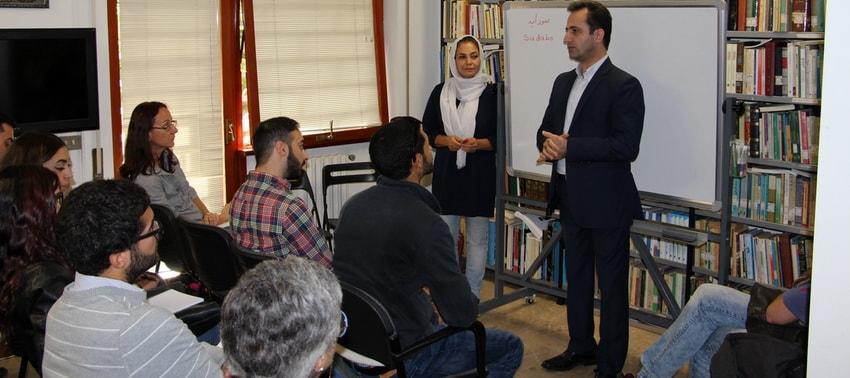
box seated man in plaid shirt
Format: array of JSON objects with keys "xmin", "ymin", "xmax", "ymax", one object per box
[{"xmin": 230, "ymin": 117, "xmax": 332, "ymax": 269}]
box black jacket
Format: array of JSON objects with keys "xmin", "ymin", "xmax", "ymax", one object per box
[
  {"xmin": 536, "ymin": 58, "xmax": 645, "ymax": 228},
  {"xmin": 332, "ymin": 177, "xmax": 478, "ymax": 347},
  {"xmin": 8, "ymin": 262, "xmax": 74, "ymax": 374}
]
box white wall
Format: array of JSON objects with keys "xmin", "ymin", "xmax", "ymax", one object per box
[
  {"xmin": 0, "ymin": 0, "xmax": 114, "ymax": 185},
  {"xmin": 383, "ymin": 0, "xmax": 441, "ymax": 119},
  {"xmin": 807, "ymin": 1, "xmax": 850, "ymax": 375}
]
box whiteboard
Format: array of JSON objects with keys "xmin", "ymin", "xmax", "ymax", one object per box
[{"xmin": 504, "ymin": 1, "xmax": 725, "ymax": 209}]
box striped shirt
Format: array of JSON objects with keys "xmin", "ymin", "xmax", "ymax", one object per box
[
  {"xmin": 42, "ymin": 273, "xmax": 223, "ymax": 377},
  {"xmin": 230, "ymin": 170, "xmax": 332, "ymax": 269}
]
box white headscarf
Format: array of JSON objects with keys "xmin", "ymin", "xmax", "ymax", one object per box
[{"xmin": 440, "ymin": 35, "xmax": 490, "ymax": 169}]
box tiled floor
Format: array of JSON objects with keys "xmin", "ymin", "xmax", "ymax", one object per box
[{"xmin": 475, "ymin": 279, "xmax": 688, "ymax": 377}]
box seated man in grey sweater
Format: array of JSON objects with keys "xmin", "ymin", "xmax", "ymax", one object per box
[{"xmin": 42, "ymin": 180, "xmax": 223, "ymax": 377}]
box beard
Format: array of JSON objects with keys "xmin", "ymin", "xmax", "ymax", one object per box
[
  {"xmin": 126, "ymin": 245, "xmax": 160, "ymax": 283},
  {"xmin": 285, "ymin": 150, "xmax": 304, "ymax": 181},
  {"xmin": 422, "ymin": 156, "xmax": 434, "ymax": 176}
]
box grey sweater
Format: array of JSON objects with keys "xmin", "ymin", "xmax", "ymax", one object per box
[{"xmin": 42, "ymin": 281, "xmax": 223, "ymax": 377}]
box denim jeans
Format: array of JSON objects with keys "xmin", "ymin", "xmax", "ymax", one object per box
[
  {"xmin": 441, "ymin": 215, "xmax": 489, "ymax": 298},
  {"xmin": 196, "ymin": 323, "xmax": 221, "ymax": 345},
  {"xmin": 638, "ymin": 284, "xmax": 749, "ymax": 378},
  {"xmin": 404, "ymin": 326, "xmax": 523, "ymax": 378}
]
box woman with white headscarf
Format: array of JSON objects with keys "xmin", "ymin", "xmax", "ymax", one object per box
[{"xmin": 423, "ymin": 35, "xmax": 497, "ymax": 300}]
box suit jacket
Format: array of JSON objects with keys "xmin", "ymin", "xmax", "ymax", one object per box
[{"xmin": 536, "ymin": 58, "xmax": 645, "ymax": 228}]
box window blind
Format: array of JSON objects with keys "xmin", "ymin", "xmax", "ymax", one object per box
[
  {"xmin": 252, "ymin": 0, "xmax": 380, "ymax": 133},
  {"xmin": 117, "ymin": 0, "xmax": 226, "ymax": 212}
]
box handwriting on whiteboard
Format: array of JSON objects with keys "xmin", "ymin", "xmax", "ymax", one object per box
[
  {"xmin": 527, "ymin": 14, "xmax": 551, "ymax": 27},
  {"xmin": 523, "ymin": 33, "xmax": 554, "ymax": 42}
]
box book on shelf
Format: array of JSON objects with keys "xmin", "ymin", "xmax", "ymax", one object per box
[
  {"xmin": 736, "ymin": 102, "xmax": 819, "ymax": 165},
  {"xmin": 501, "ymin": 211, "xmax": 564, "ymax": 285},
  {"xmin": 635, "ymin": 206, "xmax": 691, "ymax": 266},
  {"xmin": 730, "ymin": 226, "xmax": 811, "ymax": 287},
  {"xmin": 726, "ymin": 39, "xmax": 824, "ymax": 100},
  {"xmin": 444, "ymin": 0, "xmax": 504, "ymax": 40},
  {"xmin": 732, "ymin": 0, "xmax": 823, "ymax": 32},
  {"xmin": 732, "ymin": 168, "xmax": 816, "ymax": 227}
]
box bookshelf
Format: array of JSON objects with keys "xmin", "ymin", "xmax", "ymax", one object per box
[{"xmin": 722, "ymin": 0, "xmax": 823, "ymax": 290}]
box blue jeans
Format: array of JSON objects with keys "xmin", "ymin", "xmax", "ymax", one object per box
[
  {"xmin": 638, "ymin": 284, "xmax": 749, "ymax": 378},
  {"xmin": 197, "ymin": 323, "xmax": 221, "ymax": 345},
  {"xmin": 442, "ymin": 215, "xmax": 489, "ymax": 298},
  {"xmin": 404, "ymin": 326, "xmax": 523, "ymax": 378}
]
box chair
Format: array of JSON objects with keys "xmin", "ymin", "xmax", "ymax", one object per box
[
  {"xmin": 321, "ymin": 162, "xmax": 377, "ymax": 235},
  {"xmin": 231, "ymin": 243, "xmax": 279, "ymax": 271},
  {"xmin": 150, "ymin": 204, "xmax": 195, "ymax": 276},
  {"xmin": 178, "ymin": 219, "xmax": 245, "ymax": 302},
  {"xmin": 338, "ymin": 281, "xmax": 487, "ymax": 377},
  {"xmin": 289, "ymin": 169, "xmax": 322, "ymax": 229}
]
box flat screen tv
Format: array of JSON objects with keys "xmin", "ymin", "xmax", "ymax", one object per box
[{"xmin": 0, "ymin": 28, "xmax": 99, "ymax": 133}]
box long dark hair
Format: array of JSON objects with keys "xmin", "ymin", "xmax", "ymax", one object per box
[
  {"xmin": 0, "ymin": 132, "xmax": 66, "ymax": 169},
  {"xmin": 0, "ymin": 166, "xmax": 68, "ymax": 331},
  {"xmin": 119, "ymin": 101, "xmax": 176, "ymax": 181}
]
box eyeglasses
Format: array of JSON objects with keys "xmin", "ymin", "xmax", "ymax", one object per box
[
  {"xmin": 339, "ymin": 310, "xmax": 348, "ymax": 338},
  {"xmin": 135, "ymin": 220, "xmax": 162, "ymax": 242},
  {"xmin": 151, "ymin": 119, "xmax": 178, "ymax": 131}
]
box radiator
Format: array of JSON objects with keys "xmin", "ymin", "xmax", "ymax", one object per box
[{"xmin": 303, "ymin": 153, "xmax": 357, "ymax": 227}]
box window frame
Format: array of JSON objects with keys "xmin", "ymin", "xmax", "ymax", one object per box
[{"xmin": 242, "ymin": 0, "xmax": 388, "ymax": 150}]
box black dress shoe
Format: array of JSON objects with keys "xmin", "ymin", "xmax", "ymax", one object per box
[{"xmin": 540, "ymin": 350, "xmax": 597, "ymax": 371}]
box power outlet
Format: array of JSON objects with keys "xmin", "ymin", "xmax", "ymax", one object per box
[{"xmin": 60, "ymin": 135, "xmax": 83, "ymax": 151}]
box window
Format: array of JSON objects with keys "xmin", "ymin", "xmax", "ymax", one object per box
[
  {"xmin": 115, "ymin": 0, "xmax": 226, "ymax": 211},
  {"xmin": 246, "ymin": 0, "xmax": 387, "ymax": 143},
  {"xmin": 109, "ymin": 0, "xmax": 387, "ymax": 200}
]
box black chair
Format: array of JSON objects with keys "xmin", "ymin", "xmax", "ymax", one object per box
[
  {"xmin": 321, "ymin": 162, "xmax": 377, "ymax": 235},
  {"xmin": 289, "ymin": 169, "xmax": 322, "ymax": 229},
  {"xmin": 178, "ymin": 219, "xmax": 244, "ymax": 302},
  {"xmin": 231, "ymin": 243, "xmax": 279, "ymax": 271},
  {"xmin": 338, "ymin": 281, "xmax": 487, "ymax": 377},
  {"xmin": 150, "ymin": 204, "xmax": 195, "ymax": 276}
]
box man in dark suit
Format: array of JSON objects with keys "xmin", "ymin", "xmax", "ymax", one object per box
[{"xmin": 536, "ymin": 2, "xmax": 645, "ymax": 377}]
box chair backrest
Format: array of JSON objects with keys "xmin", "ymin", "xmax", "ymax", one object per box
[
  {"xmin": 289, "ymin": 169, "xmax": 321, "ymax": 228},
  {"xmin": 179, "ymin": 219, "xmax": 244, "ymax": 301},
  {"xmin": 321, "ymin": 162, "xmax": 377, "ymax": 230},
  {"xmin": 338, "ymin": 281, "xmax": 401, "ymax": 370},
  {"xmin": 231, "ymin": 243, "xmax": 279, "ymax": 271},
  {"xmin": 150, "ymin": 204, "xmax": 194, "ymax": 274}
]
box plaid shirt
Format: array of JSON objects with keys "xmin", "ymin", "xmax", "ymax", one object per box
[{"xmin": 230, "ymin": 171, "xmax": 332, "ymax": 269}]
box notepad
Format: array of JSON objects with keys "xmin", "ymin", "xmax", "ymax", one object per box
[{"xmin": 148, "ymin": 289, "xmax": 204, "ymax": 314}]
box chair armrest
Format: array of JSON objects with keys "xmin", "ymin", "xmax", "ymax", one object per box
[{"xmin": 396, "ymin": 321, "xmax": 487, "ymax": 376}]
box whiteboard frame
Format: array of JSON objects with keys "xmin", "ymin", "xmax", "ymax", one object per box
[{"xmin": 503, "ymin": 0, "xmax": 726, "ymax": 211}]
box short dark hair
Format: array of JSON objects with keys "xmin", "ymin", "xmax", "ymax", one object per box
[
  {"xmin": 369, "ymin": 116, "xmax": 425, "ymax": 180},
  {"xmin": 568, "ymin": 0, "xmax": 612, "ymax": 49},
  {"xmin": 253, "ymin": 117, "xmax": 300, "ymax": 166},
  {"xmin": 119, "ymin": 101, "xmax": 175, "ymax": 181},
  {"xmin": 0, "ymin": 132, "xmax": 65, "ymax": 169},
  {"xmin": 221, "ymin": 257, "xmax": 341, "ymax": 377},
  {"xmin": 57, "ymin": 180, "xmax": 150, "ymax": 276}
]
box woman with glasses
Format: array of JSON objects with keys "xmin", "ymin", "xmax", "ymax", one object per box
[
  {"xmin": 422, "ymin": 35, "xmax": 497, "ymax": 300},
  {"xmin": 0, "ymin": 132, "xmax": 74, "ymax": 201},
  {"xmin": 0, "ymin": 166, "xmax": 74, "ymax": 374},
  {"xmin": 119, "ymin": 101, "xmax": 228, "ymax": 225}
]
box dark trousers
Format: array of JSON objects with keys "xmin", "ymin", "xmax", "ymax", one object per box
[{"xmin": 556, "ymin": 175, "xmax": 630, "ymax": 375}]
